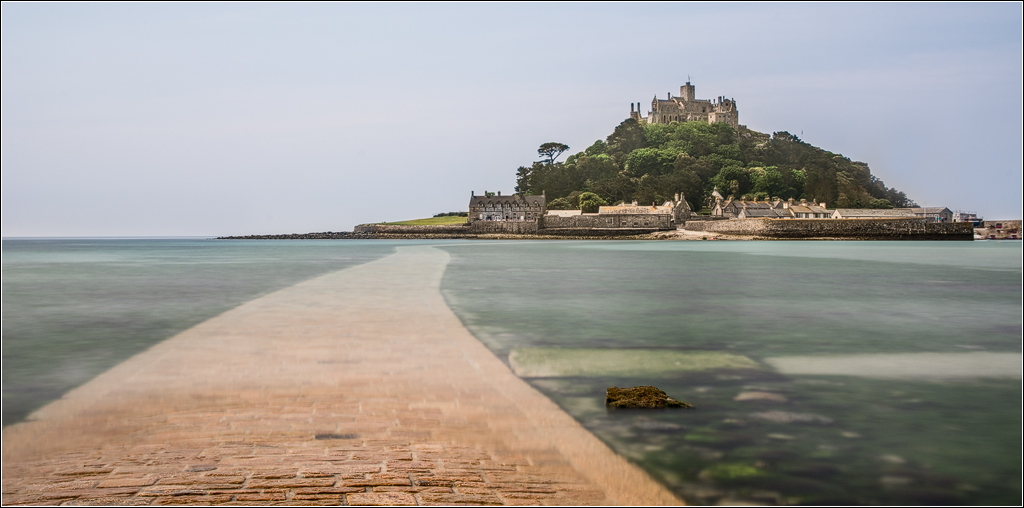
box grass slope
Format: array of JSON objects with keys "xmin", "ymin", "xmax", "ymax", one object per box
[{"xmin": 379, "ymin": 216, "xmax": 468, "ymax": 226}]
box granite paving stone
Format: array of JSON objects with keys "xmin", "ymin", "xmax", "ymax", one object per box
[{"xmin": 2, "ymin": 247, "xmax": 681, "ymax": 506}]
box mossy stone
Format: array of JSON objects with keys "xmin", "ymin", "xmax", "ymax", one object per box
[{"xmin": 606, "ymin": 385, "xmax": 694, "ymax": 409}]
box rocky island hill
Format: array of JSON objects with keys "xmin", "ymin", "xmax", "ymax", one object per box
[{"xmin": 220, "ymin": 82, "xmax": 978, "ymax": 241}]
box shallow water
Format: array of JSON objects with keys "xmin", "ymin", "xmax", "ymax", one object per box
[
  {"xmin": 1, "ymin": 238, "xmax": 400, "ymax": 426},
  {"xmin": 438, "ymin": 240, "xmax": 1022, "ymax": 505},
  {"xmin": 3, "ymin": 238, "xmax": 1020, "ymax": 504}
]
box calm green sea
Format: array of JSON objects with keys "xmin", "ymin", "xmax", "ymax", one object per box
[
  {"xmin": 437, "ymin": 241, "xmax": 1022, "ymax": 506},
  {"xmin": 2, "ymin": 238, "xmax": 1020, "ymax": 505},
  {"xmin": 1, "ymin": 238, "xmax": 399, "ymax": 425}
]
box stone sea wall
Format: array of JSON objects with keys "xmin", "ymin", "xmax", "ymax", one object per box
[
  {"xmin": 216, "ymin": 232, "xmax": 373, "ymax": 240},
  {"xmin": 684, "ymin": 218, "xmax": 974, "ymax": 240},
  {"xmin": 353, "ymin": 224, "xmax": 472, "ymax": 235},
  {"xmin": 542, "ymin": 214, "xmax": 674, "ymax": 230},
  {"xmin": 469, "ymin": 221, "xmax": 539, "ymax": 234},
  {"xmin": 535, "ymin": 228, "xmax": 665, "ymax": 237}
]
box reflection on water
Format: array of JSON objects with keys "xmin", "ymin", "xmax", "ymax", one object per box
[
  {"xmin": 1, "ymin": 238, "xmax": 399, "ymax": 426},
  {"xmin": 440, "ymin": 240, "xmax": 1022, "ymax": 505}
]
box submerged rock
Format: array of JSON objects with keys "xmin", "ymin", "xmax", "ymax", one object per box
[{"xmin": 606, "ymin": 386, "xmax": 694, "ymax": 408}]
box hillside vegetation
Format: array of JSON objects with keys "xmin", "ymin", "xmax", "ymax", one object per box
[
  {"xmin": 515, "ymin": 119, "xmax": 915, "ymax": 212},
  {"xmin": 379, "ymin": 216, "xmax": 468, "ymax": 226}
]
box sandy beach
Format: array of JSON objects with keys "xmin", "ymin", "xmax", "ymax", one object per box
[{"xmin": 1, "ymin": 246, "xmax": 681, "ymax": 506}]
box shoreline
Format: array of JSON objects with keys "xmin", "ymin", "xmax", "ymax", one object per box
[{"xmin": 216, "ymin": 218, "xmax": 975, "ymax": 241}]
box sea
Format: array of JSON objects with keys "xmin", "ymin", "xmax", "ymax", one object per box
[{"xmin": 2, "ymin": 238, "xmax": 1021, "ymax": 505}]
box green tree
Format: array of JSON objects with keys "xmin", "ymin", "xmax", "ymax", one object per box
[
  {"xmin": 538, "ymin": 142, "xmax": 570, "ymax": 164},
  {"xmin": 606, "ymin": 118, "xmax": 646, "ymax": 163},
  {"xmin": 869, "ymin": 198, "xmax": 894, "ymax": 209},
  {"xmin": 546, "ymin": 197, "xmax": 574, "ymax": 210},
  {"xmin": 584, "ymin": 140, "xmax": 608, "ymax": 156},
  {"xmin": 674, "ymin": 153, "xmax": 717, "ymax": 183},
  {"xmin": 625, "ymin": 148, "xmax": 675, "ymax": 177},
  {"xmin": 578, "ymin": 192, "xmax": 608, "ymax": 213},
  {"xmin": 750, "ymin": 166, "xmax": 788, "ymax": 197},
  {"xmin": 711, "ymin": 165, "xmax": 751, "ymax": 198}
]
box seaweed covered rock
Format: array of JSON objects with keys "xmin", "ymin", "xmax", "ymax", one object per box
[{"xmin": 606, "ymin": 386, "xmax": 693, "ymax": 409}]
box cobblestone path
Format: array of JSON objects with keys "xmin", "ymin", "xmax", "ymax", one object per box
[{"xmin": 2, "ymin": 246, "xmax": 682, "ymax": 506}]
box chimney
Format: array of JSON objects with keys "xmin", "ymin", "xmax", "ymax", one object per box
[
  {"xmin": 631, "ymin": 103, "xmax": 635, "ymax": 113},
  {"xmin": 783, "ymin": 201, "xmax": 789, "ymax": 209},
  {"xmin": 498, "ymin": 191, "xmax": 501, "ymax": 196},
  {"xmin": 471, "ymin": 190, "xmax": 474, "ymax": 197},
  {"xmin": 820, "ymin": 202, "xmax": 826, "ymax": 208},
  {"xmin": 674, "ymin": 193, "xmax": 679, "ymax": 201}
]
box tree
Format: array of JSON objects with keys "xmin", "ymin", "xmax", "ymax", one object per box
[
  {"xmin": 624, "ymin": 148, "xmax": 675, "ymax": 177},
  {"xmin": 605, "ymin": 118, "xmax": 646, "ymax": 163},
  {"xmin": 538, "ymin": 142, "xmax": 570, "ymax": 164},
  {"xmin": 578, "ymin": 192, "xmax": 608, "ymax": 213},
  {"xmin": 546, "ymin": 197, "xmax": 574, "ymax": 210},
  {"xmin": 750, "ymin": 166, "xmax": 788, "ymax": 197},
  {"xmin": 711, "ymin": 165, "xmax": 751, "ymax": 198}
]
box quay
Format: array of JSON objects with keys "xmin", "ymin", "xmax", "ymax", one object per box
[{"xmin": 1, "ymin": 246, "xmax": 681, "ymax": 506}]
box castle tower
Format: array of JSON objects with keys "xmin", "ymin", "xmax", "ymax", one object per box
[{"xmin": 679, "ymin": 82, "xmax": 695, "ymax": 102}]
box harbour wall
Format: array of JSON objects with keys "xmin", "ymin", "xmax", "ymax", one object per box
[{"xmin": 683, "ymin": 218, "xmax": 974, "ymax": 240}]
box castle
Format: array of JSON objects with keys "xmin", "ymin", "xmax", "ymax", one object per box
[{"xmin": 629, "ymin": 82, "xmax": 739, "ymax": 128}]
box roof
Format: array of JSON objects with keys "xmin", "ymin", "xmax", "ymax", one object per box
[
  {"xmin": 725, "ymin": 200, "xmax": 774, "ymax": 210},
  {"xmin": 740, "ymin": 208, "xmax": 792, "ymax": 218},
  {"xmin": 901, "ymin": 207, "xmax": 952, "ymax": 215},
  {"xmin": 469, "ymin": 194, "xmax": 546, "ymax": 208},
  {"xmin": 598, "ymin": 205, "xmax": 672, "ymax": 215},
  {"xmin": 834, "ymin": 209, "xmax": 917, "ymax": 218},
  {"xmin": 789, "ymin": 204, "xmax": 830, "ymax": 214},
  {"xmin": 545, "ymin": 210, "xmax": 582, "ymax": 217}
]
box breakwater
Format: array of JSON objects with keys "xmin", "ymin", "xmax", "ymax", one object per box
[
  {"xmin": 216, "ymin": 231, "xmax": 374, "ymax": 240},
  {"xmin": 218, "ymin": 218, "xmax": 975, "ymax": 241},
  {"xmin": 683, "ymin": 218, "xmax": 974, "ymax": 240},
  {"xmin": 218, "ymin": 224, "xmax": 661, "ymax": 241}
]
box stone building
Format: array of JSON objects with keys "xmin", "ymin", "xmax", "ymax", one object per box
[
  {"xmin": 711, "ymin": 188, "xmax": 831, "ymax": 219},
  {"xmin": 736, "ymin": 207, "xmax": 792, "ymax": 219},
  {"xmin": 542, "ymin": 194, "xmax": 691, "ymax": 231},
  {"xmin": 831, "ymin": 209, "xmax": 918, "ymax": 219},
  {"xmin": 629, "ymin": 82, "xmax": 739, "ymax": 128},
  {"xmin": 468, "ymin": 191, "xmax": 546, "ymax": 223},
  {"xmin": 897, "ymin": 207, "xmax": 954, "ymax": 223},
  {"xmin": 783, "ymin": 199, "xmax": 831, "ymax": 219}
]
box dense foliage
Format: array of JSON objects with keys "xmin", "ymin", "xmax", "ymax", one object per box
[{"xmin": 515, "ymin": 119, "xmax": 914, "ymax": 211}]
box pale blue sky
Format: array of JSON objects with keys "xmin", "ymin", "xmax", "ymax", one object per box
[{"xmin": 2, "ymin": 3, "xmax": 1021, "ymax": 236}]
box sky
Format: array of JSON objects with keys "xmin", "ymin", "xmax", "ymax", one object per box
[{"xmin": 2, "ymin": 3, "xmax": 1021, "ymax": 236}]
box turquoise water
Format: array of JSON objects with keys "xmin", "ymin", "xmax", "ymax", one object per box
[
  {"xmin": 438, "ymin": 241, "xmax": 1022, "ymax": 505},
  {"xmin": 2, "ymin": 238, "xmax": 1020, "ymax": 505},
  {"xmin": 1, "ymin": 238, "xmax": 399, "ymax": 426}
]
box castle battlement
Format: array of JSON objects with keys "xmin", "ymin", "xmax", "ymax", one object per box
[{"xmin": 629, "ymin": 81, "xmax": 738, "ymax": 128}]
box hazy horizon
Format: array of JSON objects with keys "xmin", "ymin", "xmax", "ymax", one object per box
[{"xmin": 3, "ymin": 3, "xmax": 1021, "ymax": 237}]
